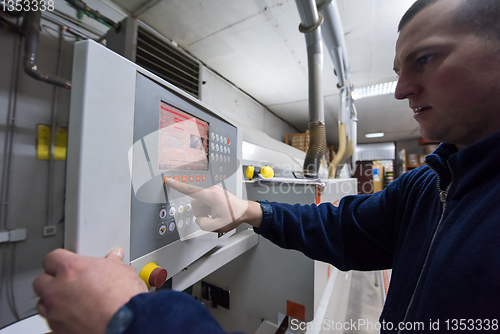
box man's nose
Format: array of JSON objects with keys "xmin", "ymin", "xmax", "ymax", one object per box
[{"xmin": 394, "ymin": 72, "xmax": 421, "ymax": 100}]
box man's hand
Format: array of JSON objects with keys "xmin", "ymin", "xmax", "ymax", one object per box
[
  {"xmin": 165, "ymin": 178, "xmax": 263, "ymax": 232},
  {"xmin": 33, "ymin": 248, "xmax": 147, "ymax": 334}
]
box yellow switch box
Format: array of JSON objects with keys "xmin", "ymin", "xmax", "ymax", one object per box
[{"xmin": 37, "ymin": 124, "xmax": 68, "ymax": 160}]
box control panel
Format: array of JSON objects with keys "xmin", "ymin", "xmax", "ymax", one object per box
[
  {"xmin": 130, "ymin": 74, "xmax": 238, "ymax": 261},
  {"xmin": 66, "ymin": 41, "xmax": 241, "ymax": 282}
]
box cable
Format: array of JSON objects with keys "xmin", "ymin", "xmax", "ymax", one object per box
[
  {"xmin": 0, "ymin": 244, "xmax": 7, "ymax": 311},
  {"xmin": 7, "ymin": 243, "xmax": 20, "ymax": 320},
  {"xmin": 41, "ymin": 24, "xmax": 77, "ymax": 40}
]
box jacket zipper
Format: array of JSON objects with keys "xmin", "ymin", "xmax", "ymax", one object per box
[{"xmin": 397, "ymin": 162, "xmax": 454, "ymax": 333}]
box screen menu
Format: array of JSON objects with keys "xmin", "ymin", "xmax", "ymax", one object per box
[{"xmin": 158, "ymin": 101, "xmax": 209, "ymax": 171}]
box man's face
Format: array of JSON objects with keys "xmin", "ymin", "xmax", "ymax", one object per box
[{"xmin": 393, "ymin": 0, "xmax": 500, "ymax": 148}]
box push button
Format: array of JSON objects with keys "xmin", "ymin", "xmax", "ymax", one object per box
[
  {"xmin": 181, "ymin": 176, "xmax": 188, "ymax": 183},
  {"xmin": 186, "ymin": 202, "xmax": 192, "ymax": 211},
  {"xmin": 169, "ymin": 206, "xmax": 175, "ymax": 216},
  {"xmin": 178, "ymin": 204, "xmax": 184, "ymax": 214},
  {"xmin": 202, "ymin": 175, "xmax": 206, "ymax": 182},
  {"xmin": 189, "ymin": 175, "xmax": 194, "ymax": 182},
  {"xmin": 159, "ymin": 208, "xmax": 167, "ymax": 219},
  {"xmin": 196, "ymin": 175, "xmax": 200, "ymax": 182},
  {"xmin": 158, "ymin": 224, "xmax": 167, "ymax": 236},
  {"xmin": 139, "ymin": 262, "xmax": 167, "ymax": 288}
]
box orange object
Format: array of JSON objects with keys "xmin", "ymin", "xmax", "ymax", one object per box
[
  {"xmin": 286, "ymin": 300, "xmax": 305, "ymax": 322},
  {"xmin": 315, "ymin": 186, "xmax": 321, "ymax": 205},
  {"xmin": 163, "ymin": 175, "xmax": 171, "ymax": 183},
  {"xmin": 196, "ymin": 175, "xmax": 200, "ymax": 182},
  {"xmin": 173, "ymin": 176, "xmax": 180, "ymax": 181},
  {"xmin": 189, "ymin": 175, "xmax": 194, "ymax": 182},
  {"xmin": 181, "ymin": 176, "xmax": 188, "ymax": 182}
]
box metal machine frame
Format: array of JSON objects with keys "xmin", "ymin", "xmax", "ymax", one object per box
[{"xmin": 65, "ymin": 40, "xmax": 243, "ymax": 279}]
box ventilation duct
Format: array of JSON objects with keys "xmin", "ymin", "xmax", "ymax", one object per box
[{"xmin": 106, "ymin": 17, "xmax": 200, "ymax": 98}]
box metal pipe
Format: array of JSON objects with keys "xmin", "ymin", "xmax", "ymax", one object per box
[
  {"xmin": 46, "ymin": 25, "xmax": 64, "ymax": 228},
  {"xmin": 318, "ymin": 0, "xmax": 358, "ymax": 177},
  {"xmin": 317, "ymin": 0, "xmax": 349, "ymax": 86},
  {"xmin": 23, "ymin": 10, "xmax": 72, "ymax": 90},
  {"xmin": 0, "ymin": 21, "xmax": 22, "ymax": 231},
  {"xmin": 65, "ymin": 0, "xmax": 119, "ymax": 29},
  {"xmin": 42, "ymin": 11, "xmax": 103, "ymax": 41},
  {"xmin": 295, "ymin": 0, "xmax": 327, "ymax": 178}
]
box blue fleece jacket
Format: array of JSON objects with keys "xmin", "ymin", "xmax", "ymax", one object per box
[
  {"xmin": 109, "ymin": 131, "xmax": 500, "ymax": 333},
  {"xmin": 255, "ymin": 130, "xmax": 500, "ymax": 331}
]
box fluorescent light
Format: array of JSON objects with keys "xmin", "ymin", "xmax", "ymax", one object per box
[
  {"xmin": 352, "ymin": 80, "xmax": 398, "ymax": 100},
  {"xmin": 365, "ymin": 132, "xmax": 384, "ymax": 138}
]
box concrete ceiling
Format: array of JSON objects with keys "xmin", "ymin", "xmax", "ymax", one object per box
[{"xmin": 112, "ymin": 0, "xmax": 420, "ymax": 144}]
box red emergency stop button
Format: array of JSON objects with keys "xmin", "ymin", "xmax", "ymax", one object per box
[{"xmin": 139, "ymin": 262, "xmax": 167, "ymax": 288}]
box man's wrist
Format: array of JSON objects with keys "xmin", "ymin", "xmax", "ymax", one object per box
[{"xmin": 241, "ymin": 200, "xmax": 264, "ymax": 228}]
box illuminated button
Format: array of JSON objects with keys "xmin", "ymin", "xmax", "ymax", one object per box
[
  {"xmin": 177, "ymin": 219, "xmax": 184, "ymax": 228},
  {"xmin": 159, "ymin": 208, "xmax": 167, "ymax": 219},
  {"xmin": 163, "ymin": 175, "xmax": 171, "ymax": 183},
  {"xmin": 224, "ymin": 175, "xmax": 226, "ymax": 180},
  {"xmin": 178, "ymin": 204, "xmax": 184, "ymax": 214},
  {"xmin": 219, "ymin": 167, "xmax": 223, "ymax": 172},
  {"xmin": 182, "ymin": 175, "xmax": 188, "ymax": 183},
  {"xmin": 186, "ymin": 216, "xmax": 191, "ymax": 225},
  {"xmin": 228, "ymin": 148, "xmax": 231, "ymax": 154},
  {"xmin": 189, "ymin": 175, "xmax": 194, "ymax": 182},
  {"xmin": 202, "ymin": 175, "xmax": 206, "ymax": 182},
  {"xmin": 196, "ymin": 175, "xmax": 200, "ymax": 182},
  {"xmin": 186, "ymin": 202, "xmax": 192, "ymax": 211},
  {"xmin": 211, "ymin": 143, "xmax": 215, "ymax": 150},
  {"xmin": 158, "ymin": 224, "xmax": 167, "ymax": 236},
  {"xmin": 215, "ymin": 175, "xmax": 218, "ymax": 180},
  {"xmin": 216, "ymin": 134, "xmax": 219, "ymax": 141},
  {"xmin": 211, "ymin": 132, "xmax": 215, "ymax": 140},
  {"xmin": 220, "ymin": 175, "xmax": 223, "ymax": 181},
  {"xmin": 228, "ymin": 139, "xmax": 230, "ymax": 145},
  {"xmin": 173, "ymin": 176, "xmax": 180, "ymax": 181},
  {"xmin": 168, "ymin": 222, "xmax": 176, "ymax": 232},
  {"xmin": 169, "ymin": 206, "xmax": 176, "ymax": 216}
]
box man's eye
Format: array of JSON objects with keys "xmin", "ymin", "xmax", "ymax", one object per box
[{"xmin": 417, "ymin": 55, "xmax": 433, "ymax": 65}]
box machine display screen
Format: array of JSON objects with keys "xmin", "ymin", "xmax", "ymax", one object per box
[{"xmin": 158, "ymin": 101, "xmax": 209, "ymax": 171}]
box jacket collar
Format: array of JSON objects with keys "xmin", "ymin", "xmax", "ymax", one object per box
[{"xmin": 425, "ymin": 131, "xmax": 500, "ymax": 191}]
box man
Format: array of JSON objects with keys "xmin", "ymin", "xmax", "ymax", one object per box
[{"xmin": 33, "ymin": 0, "xmax": 500, "ymax": 332}]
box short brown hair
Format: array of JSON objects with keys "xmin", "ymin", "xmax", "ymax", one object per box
[{"xmin": 398, "ymin": 0, "xmax": 500, "ymax": 41}]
